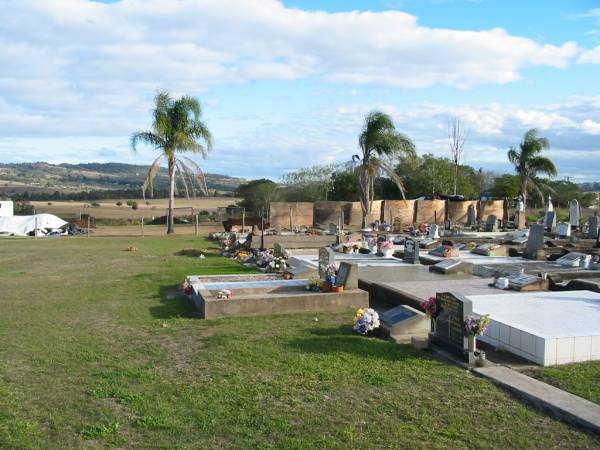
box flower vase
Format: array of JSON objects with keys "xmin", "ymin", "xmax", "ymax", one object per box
[
  {"xmin": 326, "ymin": 276, "xmax": 336, "ymax": 284},
  {"xmin": 383, "ymin": 248, "xmax": 394, "ymax": 258},
  {"xmin": 369, "ymin": 246, "xmax": 377, "ymax": 254}
]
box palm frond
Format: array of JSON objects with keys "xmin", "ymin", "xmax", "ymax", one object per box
[
  {"xmin": 179, "ymin": 156, "xmax": 209, "ymax": 196},
  {"xmin": 130, "ymin": 131, "xmax": 165, "ymax": 152},
  {"xmin": 142, "ymin": 155, "xmax": 165, "ymax": 200},
  {"xmin": 529, "ymin": 156, "xmax": 557, "ymax": 177},
  {"xmin": 175, "ymin": 160, "xmax": 191, "ymax": 199}
]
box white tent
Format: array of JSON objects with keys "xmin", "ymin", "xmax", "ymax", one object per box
[{"xmin": 0, "ymin": 214, "xmax": 68, "ymax": 236}]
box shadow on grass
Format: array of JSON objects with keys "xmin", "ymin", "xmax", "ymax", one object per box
[
  {"xmin": 149, "ymin": 284, "xmax": 198, "ymax": 319},
  {"xmin": 286, "ymin": 326, "xmax": 425, "ymax": 362}
]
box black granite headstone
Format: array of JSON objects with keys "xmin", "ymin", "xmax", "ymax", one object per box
[
  {"xmin": 432, "ymin": 291, "xmax": 474, "ymax": 364},
  {"xmin": 403, "ymin": 238, "xmax": 419, "ymax": 264}
]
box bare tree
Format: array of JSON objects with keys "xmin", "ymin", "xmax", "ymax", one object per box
[{"xmin": 448, "ymin": 116, "xmax": 469, "ymax": 196}]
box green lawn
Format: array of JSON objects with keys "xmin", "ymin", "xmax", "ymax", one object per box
[
  {"xmin": 524, "ymin": 362, "xmax": 600, "ymax": 406},
  {"xmin": 0, "ymin": 235, "xmax": 599, "ymax": 449}
]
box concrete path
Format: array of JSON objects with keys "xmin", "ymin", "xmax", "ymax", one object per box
[{"xmin": 474, "ymin": 365, "xmax": 600, "ymax": 434}]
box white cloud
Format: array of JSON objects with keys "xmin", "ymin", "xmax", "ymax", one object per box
[
  {"xmin": 581, "ymin": 119, "xmax": 600, "ymax": 134},
  {"xmin": 579, "ymin": 44, "xmax": 600, "ymax": 63}
]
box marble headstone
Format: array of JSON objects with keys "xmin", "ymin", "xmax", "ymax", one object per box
[
  {"xmin": 588, "ymin": 215, "xmax": 598, "ymax": 240},
  {"xmin": 429, "ymin": 224, "xmax": 440, "ymax": 239},
  {"xmin": 569, "ymin": 199, "xmax": 580, "ymax": 229},
  {"xmin": 556, "ymin": 222, "xmax": 571, "ymax": 238},
  {"xmin": 403, "ymin": 238, "xmax": 420, "ymax": 264}
]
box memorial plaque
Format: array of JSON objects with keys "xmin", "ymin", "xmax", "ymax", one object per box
[
  {"xmin": 569, "ymin": 199, "xmax": 580, "ymax": 229},
  {"xmin": 403, "ymin": 238, "xmax": 420, "ymax": 264},
  {"xmin": 318, "ymin": 246, "xmax": 335, "ymax": 278},
  {"xmin": 335, "ymin": 262, "xmax": 358, "ymax": 289},
  {"xmin": 432, "ymin": 292, "xmax": 474, "ymax": 363},
  {"xmin": 380, "ymin": 305, "xmax": 429, "ymax": 340},
  {"xmin": 419, "ymin": 238, "xmax": 439, "ymax": 249},
  {"xmin": 508, "ymin": 274, "xmax": 548, "ymax": 291},
  {"xmin": 556, "ymin": 252, "xmax": 585, "ymax": 267},
  {"xmin": 471, "ymin": 243, "xmax": 505, "ymax": 256},
  {"xmin": 429, "ymin": 258, "xmax": 463, "ymax": 274}
]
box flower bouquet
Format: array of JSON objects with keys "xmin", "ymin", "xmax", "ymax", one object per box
[
  {"xmin": 217, "ymin": 289, "xmax": 233, "ymax": 299},
  {"xmin": 180, "ymin": 279, "xmax": 193, "ymax": 296},
  {"xmin": 353, "ymin": 307, "xmax": 380, "ymax": 335},
  {"xmin": 380, "ymin": 240, "xmax": 394, "ymax": 257},
  {"xmin": 367, "ymin": 237, "xmax": 377, "ymax": 253},
  {"xmin": 464, "ymin": 314, "xmax": 491, "ymax": 336},
  {"xmin": 268, "ymin": 256, "xmax": 287, "ymax": 273},
  {"xmin": 420, "ymin": 296, "xmax": 439, "ymax": 318},
  {"xmin": 324, "ymin": 263, "xmax": 338, "ymax": 282}
]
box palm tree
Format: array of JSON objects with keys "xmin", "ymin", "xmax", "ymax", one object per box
[
  {"xmin": 131, "ymin": 91, "xmax": 213, "ymax": 234},
  {"xmin": 353, "ymin": 111, "xmax": 416, "ymax": 227},
  {"xmin": 507, "ymin": 129, "xmax": 557, "ymax": 208}
]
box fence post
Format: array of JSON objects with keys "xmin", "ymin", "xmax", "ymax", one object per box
[
  {"xmin": 87, "ymin": 216, "xmax": 90, "ymax": 238},
  {"xmin": 194, "ymin": 214, "xmax": 199, "ymax": 237},
  {"xmin": 242, "ymin": 209, "xmax": 245, "ymax": 233},
  {"xmin": 141, "ymin": 217, "xmax": 144, "ymax": 238},
  {"xmin": 34, "ymin": 216, "xmax": 38, "ymax": 240}
]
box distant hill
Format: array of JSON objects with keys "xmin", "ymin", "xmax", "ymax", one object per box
[{"xmin": 0, "ymin": 162, "xmax": 245, "ymax": 195}]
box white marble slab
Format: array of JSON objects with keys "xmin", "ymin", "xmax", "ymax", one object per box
[{"xmin": 467, "ymin": 290, "xmax": 600, "ymax": 365}]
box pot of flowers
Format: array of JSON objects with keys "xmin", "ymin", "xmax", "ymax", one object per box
[
  {"xmin": 420, "ymin": 296, "xmax": 439, "ymax": 336},
  {"xmin": 367, "ymin": 237, "xmax": 377, "ymax": 254},
  {"xmin": 324, "ymin": 263, "xmax": 338, "ymax": 284},
  {"xmin": 464, "ymin": 313, "xmax": 492, "ymax": 353},
  {"xmin": 380, "ymin": 240, "xmax": 394, "ymax": 258},
  {"xmin": 334, "ymin": 285, "xmax": 344, "ymax": 293}
]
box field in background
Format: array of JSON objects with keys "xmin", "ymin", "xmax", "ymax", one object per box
[
  {"xmin": 0, "ymin": 235, "xmax": 598, "ymax": 448},
  {"xmin": 31, "ymin": 197, "xmax": 240, "ymax": 220}
]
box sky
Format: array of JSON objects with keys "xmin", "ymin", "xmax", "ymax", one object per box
[{"xmin": 0, "ymin": 0, "xmax": 600, "ymax": 181}]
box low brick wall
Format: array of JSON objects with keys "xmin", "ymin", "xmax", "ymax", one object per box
[
  {"xmin": 415, "ymin": 199, "xmax": 446, "ymax": 224},
  {"xmin": 269, "ymin": 202, "xmax": 314, "ymax": 228},
  {"xmin": 447, "ymin": 200, "xmax": 478, "ymax": 224}
]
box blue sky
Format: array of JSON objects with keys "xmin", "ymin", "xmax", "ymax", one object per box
[{"xmin": 1, "ymin": 0, "xmax": 599, "ymax": 181}]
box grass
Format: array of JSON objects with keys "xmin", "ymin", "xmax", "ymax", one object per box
[
  {"xmin": 524, "ymin": 362, "xmax": 600, "ymax": 405},
  {"xmin": 0, "ymin": 235, "xmax": 599, "ymax": 449}
]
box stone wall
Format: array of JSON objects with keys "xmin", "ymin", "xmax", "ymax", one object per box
[
  {"xmin": 381, "ymin": 200, "xmax": 416, "ymax": 226},
  {"xmin": 447, "ymin": 200, "xmax": 478, "ymax": 224},
  {"xmin": 269, "ymin": 202, "xmax": 314, "ymax": 228},
  {"xmin": 313, "ymin": 201, "xmax": 351, "ymax": 227},
  {"xmin": 478, "ymin": 200, "xmax": 507, "ymax": 221},
  {"xmin": 415, "ymin": 199, "xmax": 446, "ymax": 224}
]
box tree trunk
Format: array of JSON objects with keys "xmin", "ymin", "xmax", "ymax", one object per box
[
  {"xmin": 453, "ymin": 162, "xmax": 458, "ymax": 196},
  {"xmin": 167, "ymin": 156, "xmax": 176, "ymax": 234},
  {"xmin": 359, "ymin": 167, "xmax": 370, "ymax": 228},
  {"xmin": 520, "ymin": 177, "xmax": 528, "ymax": 210}
]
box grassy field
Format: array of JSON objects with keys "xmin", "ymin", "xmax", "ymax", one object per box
[
  {"xmin": 0, "ymin": 236, "xmax": 599, "ymax": 449},
  {"xmin": 31, "ymin": 197, "xmax": 240, "ymax": 220},
  {"xmin": 524, "ymin": 362, "xmax": 600, "ymax": 406}
]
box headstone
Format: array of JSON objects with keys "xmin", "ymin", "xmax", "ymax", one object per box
[
  {"xmin": 328, "ymin": 222, "xmax": 338, "ymax": 235},
  {"xmin": 429, "ymin": 259, "xmax": 463, "ymax": 274},
  {"xmin": 543, "ymin": 211, "xmax": 556, "ymax": 232},
  {"xmin": 444, "ymin": 219, "xmax": 452, "ymax": 230},
  {"xmin": 252, "ymin": 225, "xmax": 260, "ymax": 236},
  {"xmin": 525, "ymin": 224, "xmax": 545, "ymax": 260},
  {"xmin": 335, "ymin": 262, "xmax": 358, "ymax": 290},
  {"xmin": 432, "ymin": 291, "xmax": 475, "ymax": 364},
  {"xmin": 466, "ymin": 205, "xmax": 476, "ymax": 228},
  {"xmin": 588, "ymin": 215, "xmax": 598, "ymax": 240},
  {"xmin": 484, "ymin": 215, "xmax": 498, "ymax": 232},
  {"xmin": 380, "ymin": 305, "xmax": 429, "ymax": 342},
  {"xmin": 318, "ymin": 246, "xmax": 335, "ymax": 278},
  {"xmin": 546, "ymin": 195, "xmax": 554, "ymax": 212},
  {"xmin": 273, "ymin": 242, "xmax": 285, "ymax": 258},
  {"xmin": 569, "ymin": 199, "xmax": 580, "ymax": 229},
  {"xmin": 556, "ymin": 222, "xmax": 571, "ymax": 238},
  {"xmin": 418, "ymin": 238, "xmax": 438, "ymax": 249},
  {"xmin": 274, "ymin": 224, "xmax": 282, "ymax": 235},
  {"xmin": 429, "ymin": 224, "xmax": 440, "ymax": 239},
  {"xmin": 403, "ymin": 238, "xmax": 420, "ymax": 264}
]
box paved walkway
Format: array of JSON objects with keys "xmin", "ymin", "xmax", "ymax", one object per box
[{"xmin": 474, "ymin": 365, "xmax": 600, "ymax": 434}]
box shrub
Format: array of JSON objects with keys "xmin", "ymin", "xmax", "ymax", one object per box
[
  {"xmin": 116, "ymin": 201, "xmax": 123, "ymax": 207},
  {"xmin": 126, "ymin": 200, "xmax": 133, "ymax": 206},
  {"xmin": 131, "ymin": 201, "xmax": 138, "ymax": 210},
  {"xmin": 91, "ymin": 201, "xmax": 100, "ymax": 207}
]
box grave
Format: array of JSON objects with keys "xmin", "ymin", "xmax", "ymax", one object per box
[
  {"xmin": 318, "ymin": 246, "xmax": 335, "ymax": 278},
  {"xmin": 431, "ymin": 291, "xmax": 476, "ymax": 364},
  {"xmin": 403, "ymin": 238, "xmax": 420, "ymax": 264},
  {"xmin": 428, "ymin": 245, "xmax": 460, "ymax": 258},
  {"xmin": 273, "ymin": 242, "xmax": 285, "ymax": 258},
  {"xmin": 515, "ymin": 210, "xmax": 527, "ymax": 230},
  {"xmin": 471, "ymin": 243, "xmax": 507, "ymax": 257},
  {"xmin": 429, "ymin": 224, "xmax": 440, "ymax": 239},
  {"xmin": 379, "ymin": 305, "xmax": 429, "ymax": 343},
  {"xmin": 187, "ymin": 268, "xmax": 368, "ymax": 319},
  {"xmin": 588, "ymin": 215, "xmax": 599, "ymax": 240},
  {"xmin": 556, "ymin": 222, "xmax": 571, "ymax": 238},
  {"xmin": 543, "ymin": 211, "xmax": 556, "ymax": 232},
  {"xmin": 418, "ymin": 238, "xmax": 439, "ymax": 249},
  {"xmin": 524, "ymin": 224, "xmax": 545, "ymax": 260},
  {"xmin": 468, "ymin": 290, "xmax": 600, "ymax": 365},
  {"xmin": 336, "ymin": 261, "xmax": 358, "ymax": 290},
  {"xmin": 484, "ymin": 215, "xmax": 499, "ymax": 232},
  {"xmin": 569, "ymin": 199, "xmax": 580, "ymax": 229},
  {"xmin": 466, "ymin": 205, "xmax": 476, "ymax": 228}
]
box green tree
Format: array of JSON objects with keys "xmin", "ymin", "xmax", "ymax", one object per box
[
  {"xmin": 281, "ymin": 164, "xmax": 337, "ymax": 201},
  {"xmin": 491, "ymin": 174, "xmax": 520, "ymax": 199},
  {"xmin": 131, "ymin": 91, "xmax": 212, "ymax": 234},
  {"xmin": 235, "ymin": 179, "xmax": 279, "ymax": 216},
  {"xmin": 329, "ymin": 171, "xmax": 360, "ymax": 201},
  {"xmin": 354, "ymin": 111, "xmax": 416, "ymax": 227},
  {"xmin": 507, "ymin": 129, "xmax": 557, "ymax": 208}
]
